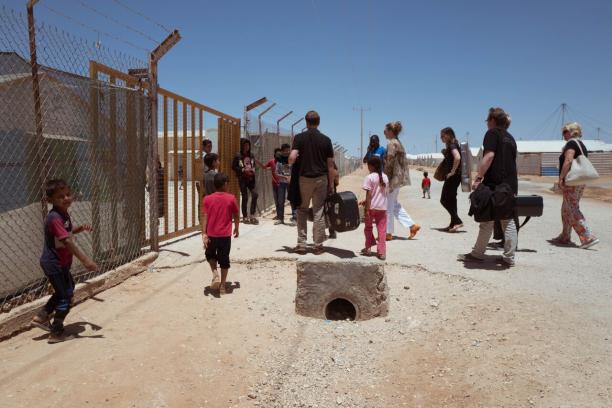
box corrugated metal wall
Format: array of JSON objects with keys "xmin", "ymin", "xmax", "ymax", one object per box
[
  {"xmin": 589, "ymin": 152, "xmax": 612, "ymax": 175},
  {"xmin": 541, "ymin": 152, "xmax": 559, "ymax": 176},
  {"xmin": 517, "ymin": 153, "xmax": 541, "ymax": 175}
]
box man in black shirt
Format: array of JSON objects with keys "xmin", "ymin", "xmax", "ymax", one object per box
[
  {"xmin": 289, "ymin": 111, "xmax": 335, "ymax": 255},
  {"xmin": 458, "ymin": 107, "xmax": 518, "ymax": 267}
]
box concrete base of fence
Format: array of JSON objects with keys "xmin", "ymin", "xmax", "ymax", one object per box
[{"xmin": 0, "ymin": 252, "xmax": 158, "ymax": 341}]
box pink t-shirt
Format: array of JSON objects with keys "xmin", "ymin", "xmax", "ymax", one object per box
[
  {"xmin": 202, "ymin": 192, "xmax": 239, "ymax": 237},
  {"xmin": 362, "ymin": 172, "xmax": 389, "ymax": 210}
]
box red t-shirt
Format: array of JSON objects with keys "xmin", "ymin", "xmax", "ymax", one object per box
[
  {"xmin": 202, "ymin": 192, "xmax": 239, "ymax": 237},
  {"xmin": 265, "ymin": 159, "xmax": 280, "ymax": 187},
  {"xmin": 422, "ymin": 177, "xmax": 431, "ymax": 188}
]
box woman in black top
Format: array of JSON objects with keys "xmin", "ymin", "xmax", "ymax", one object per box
[
  {"xmin": 232, "ymin": 138, "xmax": 260, "ymax": 224},
  {"xmin": 439, "ymin": 127, "xmax": 463, "ymax": 232},
  {"xmin": 554, "ymin": 122, "xmax": 599, "ymax": 249}
]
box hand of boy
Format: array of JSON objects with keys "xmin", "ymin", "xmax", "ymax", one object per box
[
  {"xmin": 84, "ymin": 260, "xmax": 98, "ymax": 272},
  {"xmin": 73, "ymin": 224, "xmax": 93, "ymax": 234},
  {"xmin": 202, "ymin": 234, "xmax": 210, "ymax": 249},
  {"xmin": 233, "ymin": 228, "xmax": 239, "ymax": 239}
]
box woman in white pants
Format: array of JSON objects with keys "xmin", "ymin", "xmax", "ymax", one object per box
[{"xmin": 384, "ymin": 121, "xmax": 421, "ymax": 241}]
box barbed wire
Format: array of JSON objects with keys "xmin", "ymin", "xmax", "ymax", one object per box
[
  {"xmin": 72, "ymin": 0, "xmax": 159, "ymax": 44},
  {"xmin": 40, "ymin": 3, "xmax": 150, "ymax": 52},
  {"xmin": 110, "ymin": 0, "xmax": 173, "ymax": 33}
]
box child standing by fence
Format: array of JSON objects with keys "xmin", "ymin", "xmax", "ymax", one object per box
[
  {"xmin": 31, "ymin": 179, "xmax": 98, "ymax": 343},
  {"xmin": 361, "ymin": 157, "xmax": 389, "ymax": 260},
  {"xmin": 201, "ymin": 173, "xmax": 240, "ymax": 295}
]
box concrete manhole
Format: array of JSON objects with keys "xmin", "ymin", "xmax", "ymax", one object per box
[{"xmin": 295, "ymin": 260, "xmax": 389, "ymax": 321}]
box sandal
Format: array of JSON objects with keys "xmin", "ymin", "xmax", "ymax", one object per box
[
  {"xmin": 551, "ymin": 236, "xmax": 571, "ymax": 245},
  {"xmin": 294, "ymin": 246, "xmax": 307, "ymax": 255},
  {"xmin": 449, "ymin": 224, "xmax": 464, "ymax": 233},
  {"xmin": 360, "ymin": 248, "xmax": 372, "ymax": 257},
  {"xmin": 377, "ymin": 254, "xmax": 386, "ymax": 261},
  {"xmin": 313, "ymin": 246, "xmax": 325, "ymax": 255}
]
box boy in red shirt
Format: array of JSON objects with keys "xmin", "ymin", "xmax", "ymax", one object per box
[
  {"xmin": 421, "ymin": 171, "xmax": 431, "ymax": 199},
  {"xmin": 31, "ymin": 179, "xmax": 98, "ymax": 343},
  {"xmin": 201, "ymin": 173, "xmax": 240, "ymax": 294}
]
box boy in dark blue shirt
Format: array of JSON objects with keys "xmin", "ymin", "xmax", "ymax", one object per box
[{"xmin": 32, "ymin": 179, "xmax": 98, "ymax": 343}]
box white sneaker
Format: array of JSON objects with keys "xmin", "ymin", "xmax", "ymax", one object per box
[{"xmin": 580, "ymin": 238, "xmax": 600, "ymax": 250}]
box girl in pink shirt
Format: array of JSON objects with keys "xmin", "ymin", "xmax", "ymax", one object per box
[{"xmin": 361, "ymin": 156, "xmax": 389, "ymax": 260}]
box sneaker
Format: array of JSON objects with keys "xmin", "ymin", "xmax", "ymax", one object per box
[
  {"xmin": 274, "ymin": 220, "xmax": 284, "ymax": 225},
  {"xmin": 250, "ymin": 217, "xmax": 259, "ymax": 225},
  {"xmin": 386, "ymin": 233, "xmax": 393, "ymax": 242},
  {"xmin": 449, "ymin": 224, "xmax": 464, "ymax": 233},
  {"xmin": 31, "ymin": 311, "xmax": 51, "ymax": 332},
  {"xmin": 377, "ymin": 254, "xmax": 386, "ymax": 261},
  {"xmin": 328, "ymin": 232, "xmax": 337, "ymax": 239},
  {"xmin": 272, "ymin": 216, "xmax": 279, "ymax": 221},
  {"xmin": 242, "ymin": 218, "xmax": 251, "ymax": 224},
  {"xmin": 457, "ymin": 253, "xmax": 484, "ymax": 262},
  {"xmin": 313, "ymin": 246, "xmax": 325, "ymax": 255},
  {"xmin": 580, "ymin": 238, "xmax": 600, "ymax": 250},
  {"xmin": 47, "ymin": 331, "xmax": 75, "ymax": 344},
  {"xmin": 500, "ymin": 257, "xmax": 515, "ymax": 267},
  {"xmin": 219, "ymin": 283, "xmax": 227, "ymax": 295},
  {"xmin": 409, "ymin": 224, "xmax": 421, "ymax": 239},
  {"xmin": 290, "ymin": 217, "xmax": 297, "ymax": 223}
]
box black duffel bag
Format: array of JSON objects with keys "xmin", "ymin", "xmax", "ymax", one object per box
[{"xmin": 326, "ymin": 191, "xmax": 360, "ymax": 233}]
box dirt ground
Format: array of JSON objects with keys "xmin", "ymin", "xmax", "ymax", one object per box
[{"xmin": 1, "ymin": 168, "xmax": 611, "ymax": 407}]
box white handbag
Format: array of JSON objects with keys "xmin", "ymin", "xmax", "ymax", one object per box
[{"xmin": 565, "ymin": 139, "xmax": 599, "ymax": 186}]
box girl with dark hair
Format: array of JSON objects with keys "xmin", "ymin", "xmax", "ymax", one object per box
[
  {"xmin": 363, "ymin": 134, "xmax": 386, "ymax": 166},
  {"xmin": 232, "ymin": 138, "xmax": 259, "ymax": 224},
  {"xmin": 439, "ymin": 127, "xmax": 463, "ymax": 232},
  {"xmin": 361, "ymin": 156, "xmax": 389, "ymax": 260}
]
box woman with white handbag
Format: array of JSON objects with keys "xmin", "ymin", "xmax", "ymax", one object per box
[{"xmin": 553, "ymin": 122, "xmax": 600, "ymax": 249}]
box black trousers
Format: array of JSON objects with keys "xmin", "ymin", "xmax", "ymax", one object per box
[
  {"xmin": 440, "ymin": 174, "xmax": 463, "ymax": 227},
  {"xmin": 239, "ymin": 178, "xmax": 258, "ymax": 217}
]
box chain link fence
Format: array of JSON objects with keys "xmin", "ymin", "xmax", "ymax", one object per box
[
  {"xmin": 244, "ymin": 109, "xmax": 361, "ymax": 215},
  {"xmin": 0, "ymin": 5, "xmax": 150, "ymax": 313}
]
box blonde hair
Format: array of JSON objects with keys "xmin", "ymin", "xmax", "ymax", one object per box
[
  {"xmin": 385, "ymin": 121, "xmax": 403, "ymax": 137},
  {"xmin": 562, "ymin": 122, "xmax": 582, "ymax": 138}
]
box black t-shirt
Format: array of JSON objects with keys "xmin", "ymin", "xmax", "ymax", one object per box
[
  {"xmin": 443, "ymin": 142, "xmax": 461, "ymax": 173},
  {"xmin": 559, "ymin": 139, "xmax": 588, "ymax": 174},
  {"xmin": 482, "ymin": 128, "xmax": 518, "ymax": 194},
  {"xmin": 291, "ymin": 129, "xmax": 334, "ymax": 178}
]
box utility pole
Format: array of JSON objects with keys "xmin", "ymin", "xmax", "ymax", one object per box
[
  {"xmin": 597, "ymin": 127, "xmax": 601, "ymax": 140},
  {"xmin": 353, "ymin": 106, "xmax": 370, "ymax": 159},
  {"xmin": 465, "ymin": 131, "xmax": 470, "ymax": 145},
  {"xmin": 561, "ymin": 102, "xmax": 567, "ymax": 140},
  {"xmin": 434, "ymin": 134, "xmax": 438, "ymax": 153}
]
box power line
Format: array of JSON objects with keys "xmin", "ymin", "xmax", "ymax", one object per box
[
  {"xmin": 110, "ymin": 0, "xmax": 172, "ymax": 33},
  {"xmin": 40, "ymin": 3, "xmax": 149, "ymax": 52},
  {"xmin": 73, "ymin": 0, "xmax": 159, "ymax": 44}
]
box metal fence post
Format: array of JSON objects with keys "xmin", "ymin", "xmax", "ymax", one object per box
[
  {"xmin": 148, "ymin": 30, "xmax": 181, "ymax": 252},
  {"xmin": 26, "ymin": 0, "xmax": 46, "ymax": 222}
]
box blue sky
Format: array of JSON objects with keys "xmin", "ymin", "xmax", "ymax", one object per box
[{"xmin": 6, "ymin": 0, "xmax": 612, "ymax": 155}]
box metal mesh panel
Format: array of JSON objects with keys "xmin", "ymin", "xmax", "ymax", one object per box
[
  {"xmin": 244, "ymin": 110, "xmax": 361, "ymax": 214},
  {"xmin": 0, "ymin": 6, "xmax": 149, "ymax": 313}
]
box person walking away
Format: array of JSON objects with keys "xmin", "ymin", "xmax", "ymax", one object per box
[
  {"xmin": 384, "ymin": 121, "xmax": 420, "ymax": 241},
  {"xmin": 363, "ymin": 134, "xmax": 386, "ymax": 168},
  {"xmin": 203, "ymin": 153, "xmax": 219, "ymax": 196},
  {"xmin": 178, "ymin": 164, "xmax": 184, "ymax": 190},
  {"xmin": 328, "ymin": 161, "xmax": 340, "ymax": 239},
  {"xmin": 361, "ymin": 157, "xmax": 389, "ymax": 260},
  {"xmin": 440, "ymin": 127, "xmax": 464, "ymax": 232},
  {"xmin": 289, "ymin": 111, "xmax": 335, "ymax": 255},
  {"xmin": 232, "ymin": 138, "xmax": 259, "ymax": 224},
  {"xmin": 276, "ymin": 143, "xmax": 293, "ymax": 225},
  {"xmin": 421, "ymin": 171, "xmax": 431, "ymax": 199},
  {"xmin": 458, "ymin": 107, "xmax": 518, "ymax": 267},
  {"xmin": 201, "ymin": 173, "xmax": 240, "ymax": 295},
  {"xmin": 264, "ymin": 148, "xmax": 282, "ymax": 222},
  {"xmin": 31, "ymin": 179, "xmax": 99, "ymax": 343},
  {"xmin": 553, "ymin": 122, "xmax": 599, "ymax": 249},
  {"xmin": 196, "ymin": 139, "xmax": 214, "ymax": 222}
]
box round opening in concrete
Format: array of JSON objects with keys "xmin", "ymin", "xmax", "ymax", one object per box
[{"xmin": 325, "ymin": 298, "xmax": 356, "ymax": 321}]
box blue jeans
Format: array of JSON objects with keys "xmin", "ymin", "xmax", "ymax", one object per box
[
  {"xmin": 41, "ymin": 262, "xmax": 75, "ymax": 331},
  {"xmin": 276, "ymin": 183, "xmax": 289, "ymax": 220}
]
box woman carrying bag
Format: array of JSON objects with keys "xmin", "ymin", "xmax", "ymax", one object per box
[
  {"xmin": 384, "ymin": 121, "xmax": 420, "ymax": 241},
  {"xmin": 553, "ymin": 122, "xmax": 599, "ymax": 249},
  {"xmin": 439, "ymin": 127, "xmax": 463, "ymax": 232}
]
